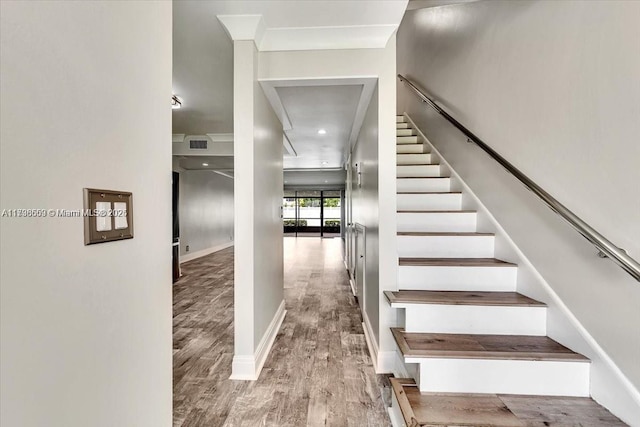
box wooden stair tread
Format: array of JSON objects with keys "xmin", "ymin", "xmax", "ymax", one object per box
[
  {"xmin": 399, "ymin": 257, "xmax": 516, "ymax": 267},
  {"xmin": 398, "ymin": 232, "xmax": 494, "ymax": 236},
  {"xmin": 391, "ymin": 328, "xmax": 589, "ymax": 361},
  {"xmin": 391, "ymin": 378, "xmax": 625, "ymax": 427},
  {"xmin": 384, "ymin": 290, "xmax": 545, "ymax": 307}
]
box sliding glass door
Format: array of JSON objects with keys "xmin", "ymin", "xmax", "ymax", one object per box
[{"xmin": 283, "ymin": 190, "xmax": 342, "ymax": 237}]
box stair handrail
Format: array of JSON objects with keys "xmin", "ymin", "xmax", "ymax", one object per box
[{"xmin": 398, "ymin": 73, "xmax": 640, "ymax": 282}]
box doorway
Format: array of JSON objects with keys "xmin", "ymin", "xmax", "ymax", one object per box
[{"xmin": 283, "ymin": 190, "xmax": 342, "ymax": 237}]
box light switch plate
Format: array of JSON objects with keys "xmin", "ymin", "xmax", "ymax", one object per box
[{"xmin": 83, "ymin": 188, "xmax": 133, "ymax": 245}]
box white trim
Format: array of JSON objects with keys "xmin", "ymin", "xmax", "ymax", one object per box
[
  {"xmin": 394, "ymin": 350, "xmax": 410, "ymax": 378},
  {"xmin": 180, "ymin": 241, "xmax": 234, "ymax": 264},
  {"xmin": 205, "ymin": 133, "xmax": 234, "ymax": 143},
  {"xmin": 230, "ymin": 300, "xmax": 286, "ymax": 380},
  {"xmin": 388, "ymin": 392, "xmax": 406, "ymax": 427},
  {"xmin": 362, "ymin": 309, "xmax": 379, "ymax": 372},
  {"xmin": 349, "ymin": 278, "xmax": 356, "ymax": 296},
  {"xmin": 212, "ymin": 170, "xmax": 234, "ymax": 180},
  {"xmin": 254, "ymin": 299, "xmax": 286, "ymax": 379},
  {"xmin": 229, "ymin": 356, "xmax": 255, "ymax": 381},
  {"xmin": 362, "ymin": 309, "xmax": 395, "ymax": 374},
  {"xmin": 378, "ymin": 350, "xmax": 397, "ymax": 374},
  {"xmin": 405, "ymin": 113, "xmax": 640, "ymax": 422}
]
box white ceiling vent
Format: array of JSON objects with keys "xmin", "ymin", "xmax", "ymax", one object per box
[
  {"xmin": 189, "ymin": 140, "xmax": 208, "ymax": 149},
  {"xmin": 186, "ymin": 136, "xmax": 210, "ymax": 150}
]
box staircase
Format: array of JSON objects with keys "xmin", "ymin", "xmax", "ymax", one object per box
[{"xmin": 387, "ymin": 115, "xmax": 626, "ymax": 427}]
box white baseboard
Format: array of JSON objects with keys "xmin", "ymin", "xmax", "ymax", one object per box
[
  {"xmin": 378, "ymin": 350, "xmax": 397, "ymax": 374},
  {"xmin": 180, "ymin": 241, "xmax": 234, "ymax": 264},
  {"xmin": 394, "ymin": 349, "xmax": 410, "ymax": 378},
  {"xmin": 362, "ymin": 310, "xmax": 395, "ymax": 374},
  {"xmin": 230, "ymin": 299, "xmax": 286, "ymax": 381},
  {"xmin": 362, "ymin": 310, "xmax": 379, "ymax": 372}
]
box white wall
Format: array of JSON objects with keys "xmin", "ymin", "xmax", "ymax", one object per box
[
  {"xmin": 252, "ymin": 76, "xmax": 285, "ymax": 350},
  {"xmin": 177, "ymin": 170, "xmax": 234, "ymax": 258},
  {"xmin": 398, "ymin": 1, "xmax": 640, "ymax": 422},
  {"xmin": 0, "ymin": 2, "xmax": 172, "ymax": 427},
  {"xmin": 232, "ymin": 40, "xmax": 284, "ymax": 380},
  {"xmin": 260, "ymin": 38, "xmax": 398, "ymax": 373},
  {"xmin": 351, "ymin": 86, "xmax": 380, "ymax": 344}
]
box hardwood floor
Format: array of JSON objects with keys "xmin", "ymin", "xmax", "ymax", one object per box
[{"xmin": 173, "ymin": 237, "xmax": 390, "ymax": 427}]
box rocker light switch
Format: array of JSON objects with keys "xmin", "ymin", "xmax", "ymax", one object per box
[
  {"xmin": 113, "ymin": 202, "xmax": 128, "ymax": 230},
  {"xmin": 95, "ymin": 202, "xmax": 112, "ymax": 231}
]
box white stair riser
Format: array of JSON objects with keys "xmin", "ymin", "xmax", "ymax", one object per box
[
  {"xmin": 410, "ymin": 358, "xmax": 590, "ymax": 396},
  {"xmin": 398, "ymin": 266, "xmax": 517, "ymax": 291},
  {"xmin": 396, "ymin": 153, "xmax": 433, "ymax": 165},
  {"xmin": 396, "ymin": 116, "xmax": 406, "ymax": 123},
  {"xmin": 396, "ymin": 122, "xmax": 410, "ymax": 129},
  {"xmin": 397, "ymin": 136, "xmax": 420, "ymax": 144},
  {"xmin": 397, "ymin": 193, "xmax": 461, "ymax": 211},
  {"xmin": 397, "ymin": 144, "xmax": 425, "ymax": 154},
  {"xmin": 397, "ymin": 165, "xmax": 442, "ymax": 178},
  {"xmin": 397, "ymin": 235, "xmax": 494, "ymax": 258},
  {"xmin": 397, "ymin": 178, "xmax": 450, "ymax": 192},
  {"xmin": 389, "ymin": 393, "xmax": 407, "ymax": 427},
  {"xmin": 399, "ymin": 305, "xmax": 547, "ymax": 335},
  {"xmin": 397, "ymin": 129, "xmax": 416, "ymax": 137},
  {"xmin": 397, "ymin": 212, "xmax": 477, "ymax": 233}
]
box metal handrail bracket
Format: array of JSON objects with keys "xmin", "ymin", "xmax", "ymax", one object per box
[{"xmin": 398, "ymin": 74, "xmax": 640, "ymax": 282}]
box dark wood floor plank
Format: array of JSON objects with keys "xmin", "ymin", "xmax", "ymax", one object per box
[{"xmin": 173, "ymin": 238, "xmax": 389, "ymax": 426}]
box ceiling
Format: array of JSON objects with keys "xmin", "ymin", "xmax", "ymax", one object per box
[
  {"xmin": 172, "ymin": 2, "xmax": 233, "ymax": 135},
  {"xmin": 406, "ymin": 0, "xmax": 480, "ymax": 11},
  {"xmin": 284, "ymin": 169, "xmax": 346, "ymax": 189},
  {"xmin": 176, "ymin": 155, "xmax": 233, "ymax": 171},
  {"xmin": 276, "ymin": 85, "xmax": 363, "ymax": 170},
  {"xmin": 172, "ymin": 1, "xmax": 408, "ymax": 179}
]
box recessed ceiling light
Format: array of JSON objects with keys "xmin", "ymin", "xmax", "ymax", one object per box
[
  {"xmin": 324, "ymin": 180, "xmax": 329, "ymax": 183},
  {"xmin": 202, "ymin": 163, "xmax": 209, "ymax": 166},
  {"xmin": 317, "ymin": 129, "xmax": 327, "ymax": 135},
  {"xmin": 322, "ymin": 161, "xmax": 328, "ymax": 165}
]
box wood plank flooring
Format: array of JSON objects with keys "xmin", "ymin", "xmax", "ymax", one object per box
[{"xmin": 173, "ymin": 237, "xmax": 390, "ymax": 427}]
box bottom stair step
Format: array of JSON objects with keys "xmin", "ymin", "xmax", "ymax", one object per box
[
  {"xmin": 392, "ymin": 328, "xmax": 590, "ymax": 396},
  {"xmin": 389, "ymin": 378, "xmax": 626, "ymax": 427}
]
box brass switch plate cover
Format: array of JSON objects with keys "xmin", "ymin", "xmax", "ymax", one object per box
[{"xmin": 83, "ymin": 188, "xmax": 134, "ymax": 245}]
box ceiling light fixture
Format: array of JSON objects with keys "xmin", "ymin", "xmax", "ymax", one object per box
[
  {"xmin": 317, "ymin": 129, "xmax": 327, "ymax": 135},
  {"xmin": 202, "ymin": 163, "xmax": 209, "ymax": 166},
  {"xmin": 322, "ymin": 161, "xmax": 328, "ymax": 165},
  {"xmin": 171, "ymin": 95, "xmax": 182, "ymax": 109}
]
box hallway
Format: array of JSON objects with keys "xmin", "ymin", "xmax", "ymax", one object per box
[{"xmin": 173, "ymin": 238, "xmax": 390, "ymax": 426}]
